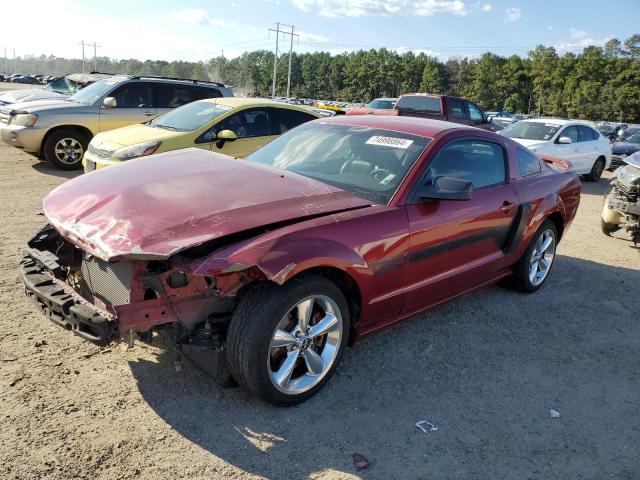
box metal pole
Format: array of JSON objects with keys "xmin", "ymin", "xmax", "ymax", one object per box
[
  {"xmin": 80, "ymin": 40, "xmax": 85, "ymax": 73},
  {"xmin": 3, "ymin": 47, "xmax": 6, "ymax": 73},
  {"xmin": 93, "ymin": 42, "xmax": 97, "ymax": 72},
  {"xmin": 271, "ymin": 22, "xmax": 279, "ymax": 98},
  {"xmin": 286, "ymin": 25, "xmax": 294, "ymax": 98},
  {"xmin": 13, "ymin": 48, "xmax": 15, "ymax": 74}
]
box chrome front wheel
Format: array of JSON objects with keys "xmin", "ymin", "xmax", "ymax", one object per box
[
  {"xmin": 268, "ymin": 295, "xmax": 343, "ymax": 395},
  {"xmin": 528, "ymin": 228, "xmax": 556, "ymax": 287}
]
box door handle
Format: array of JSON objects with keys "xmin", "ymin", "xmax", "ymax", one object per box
[
  {"xmin": 499, "ymin": 201, "xmax": 517, "ymax": 213},
  {"xmin": 574, "ymin": 148, "xmax": 580, "ymax": 152},
  {"xmin": 143, "ymin": 111, "xmax": 155, "ymax": 116}
]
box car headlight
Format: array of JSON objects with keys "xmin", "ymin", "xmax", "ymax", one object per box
[
  {"xmin": 9, "ymin": 113, "xmax": 38, "ymax": 127},
  {"xmin": 618, "ymin": 165, "xmax": 640, "ymax": 185},
  {"xmin": 112, "ymin": 141, "xmax": 162, "ymax": 161}
]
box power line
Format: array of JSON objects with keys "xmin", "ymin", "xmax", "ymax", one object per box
[{"xmin": 78, "ymin": 40, "xmax": 102, "ymax": 72}]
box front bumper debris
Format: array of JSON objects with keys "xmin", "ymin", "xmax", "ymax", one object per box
[{"xmin": 20, "ymin": 249, "xmax": 116, "ymax": 345}]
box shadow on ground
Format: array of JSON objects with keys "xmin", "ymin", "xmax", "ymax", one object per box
[
  {"xmin": 31, "ymin": 161, "xmax": 82, "ymax": 180},
  {"xmin": 128, "ymin": 255, "xmax": 640, "ymax": 479},
  {"xmin": 579, "ymin": 175, "xmax": 611, "ymax": 197}
]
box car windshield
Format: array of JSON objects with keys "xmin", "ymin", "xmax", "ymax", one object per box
[
  {"xmin": 149, "ymin": 101, "xmax": 232, "ymax": 131},
  {"xmin": 368, "ymin": 99, "xmax": 394, "ymax": 109},
  {"xmin": 67, "ymin": 77, "xmax": 125, "ymax": 105},
  {"xmin": 501, "ymin": 122, "xmax": 561, "ymax": 141},
  {"xmin": 624, "ymin": 132, "xmax": 640, "ymax": 144},
  {"xmin": 395, "ymin": 96, "xmax": 442, "ymax": 114},
  {"xmin": 247, "ymin": 123, "xmax": 431, "ymax": 204}
]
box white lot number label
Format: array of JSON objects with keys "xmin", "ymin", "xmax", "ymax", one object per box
[{"xmin": 366, "ymin": 136, "xmax": 414, "ymax": 149}]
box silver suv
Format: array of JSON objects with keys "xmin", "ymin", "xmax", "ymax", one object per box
[{"xmin": 0, "ymin": 75, "xmax": 233, "ymax": 170}]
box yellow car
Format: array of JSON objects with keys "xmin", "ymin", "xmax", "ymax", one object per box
[{"xmin": 83, "ymin": 98, "xmax": 322, "ymax": 171}]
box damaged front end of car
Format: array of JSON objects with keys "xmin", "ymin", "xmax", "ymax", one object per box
[
  {"xmin": 602, "ymin": 163, "xmax": 640, "ymax": 245},
  {"xmin": 20, "ymin": 224, "xmax": 270, "ymax": 384}
]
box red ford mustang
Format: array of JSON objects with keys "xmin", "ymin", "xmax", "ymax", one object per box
[{"xmin": 21, "ymin": 116, "xmax": 581, "ymax": 405}]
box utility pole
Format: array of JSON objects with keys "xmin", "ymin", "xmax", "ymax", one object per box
[
  {"xmin": 92, "ymin": 41, "xmax": 101, "ymax": 72},
  {"xmin": 3, "ymin": 47, "xmax": 7, "ymax": 73},
  {"xmin": 269, "ymin": 22, "xmax": 298, "ymax": 98},
  {"xmin": 78, "ymin": 40, "xmax": 86, "ymax": 72},
  {"xmin": 286, "ymin": 24, "xmax": 295, "ymax": 98},
  {"xmin": 13, "ymin": 48, "xmax": 15, "ymax": 74}
]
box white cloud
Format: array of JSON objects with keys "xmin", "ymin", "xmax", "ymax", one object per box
[
  {"xmin": 291, "ymin": 0, "xmax": 476, "ymax": 17},
  {"xmin": 569, "ymin": 27, "xmax": 587, "ymax": 39},
  {"xmin": 504, "ymin": 7, "xmax": 521, "ymax": 22},
  {"xmin": 171, "ymin": 9, "xmax": 232, "ymax": 28},
  {"xmin": 298, "ymin": 30, "xmax": 331, "ymax": 43},
  {"xmin": 480, "ymin": 3, "xmax": 492, "ymax": 12},
  {"xmin": 555, "ymin": 36, "xmax": 612, "ymax": 53}
]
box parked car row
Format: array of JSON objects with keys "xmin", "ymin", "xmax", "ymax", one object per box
[
  {"xmin": 6, "ymin": 75, "xmax": 633, "ymax": 406},
  {"xmin": 0, "ymin": 73, "xmax": 56, "ymax": 84}
]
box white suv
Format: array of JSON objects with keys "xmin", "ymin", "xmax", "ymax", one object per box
[{"xmin": 500, "ymin": 118, "xmax": 612, "ymax": 181}]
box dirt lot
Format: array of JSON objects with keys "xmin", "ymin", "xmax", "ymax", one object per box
[{"xmin": 0, "ymin": 141, "xmax": 638, "ymax": 480}]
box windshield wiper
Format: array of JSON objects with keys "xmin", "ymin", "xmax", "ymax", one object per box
[{"xmin": 151, "ymin": 124, "xmax": 181, "ymax": 131}]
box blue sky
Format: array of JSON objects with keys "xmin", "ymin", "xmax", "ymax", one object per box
[{"xmin": 5, "ymin": 0, "xmax": 639, "ymax": 61}]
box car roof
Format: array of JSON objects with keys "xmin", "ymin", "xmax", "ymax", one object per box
[
  {"xmin": 518, "ymin": 118, "xmax": 595, "ymax": 127},
  {"xmin": 199, "ymin": 97, "xmax": 318, "ymax": 111},
  {"xmin": 314, "ymin": 115, "xmax": 469, "ymax": 138}
]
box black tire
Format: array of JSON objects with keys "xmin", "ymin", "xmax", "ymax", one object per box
[
  {"xmin": 509, "ymin": 220, "xmax": 558, "ymax": 293},
  {"xmin": 585, "ymin": 157, "xmax": 606, "ymax": 182},
  {"xmin": 227, "ymin": 275, "xmax": 350, "ymax": 406},
  {"xmin": 43, "ymin": 128, "xmax": 89, "ymax": 170},
  {"xmin": 601, "ymin": 218, "xmax": 618, "ymax": 236}
]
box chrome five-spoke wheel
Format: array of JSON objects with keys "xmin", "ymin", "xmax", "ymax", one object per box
[
  {"xmin": 268, "ymin": 295, "xmax": 343, "ymax": 395},
  {"xmin": 528, "ymin": 228, "xmax": 556, "ymax": 287}
]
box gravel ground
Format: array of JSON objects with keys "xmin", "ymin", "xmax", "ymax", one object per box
[{"xmin": 0, "ymin": 142, "xmax": 638, "ymax": 480}]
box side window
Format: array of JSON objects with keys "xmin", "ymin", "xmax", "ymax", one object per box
[
  {"xmin": 214, "ymin": 108, "xmax": 273, "ymax": 139},
  {"xmin": 578, "ymin": 125, "xmax": 596, "ymax": 142},
  {"xmin": 466, "ymin": 102, "xmax": 483, "ymax": 123},
  {"xmin": 517, "ymin": 147, "xmax": 542, "ymax": 177},
  {"xmin": 154, "ymin": 86, "xmax": 194, "ymax": 108},
  {"xmin": 110, "ymin": 83, "xmax": 154, "ymax": 108},
  {"xmin": 192, "ymin": 86, "xmax": 222, "ymax": 101},
  {"xmin": 449, "ymin": 98, "xmax": 465, "ymax": 119},
  {"xmin": 275, "ymin": 108, "xmax": 317, "ymax": 134},
  {"xmin": 423, "ymin": 139, "xmax": 506, "ymax": 190},
  {"xmin": 591, "ymin": 128, "xmax": 600, "ymax": 140},
  {"xmin": 559, "ymin": 125, "xmax": 578, "ymax": 143}
]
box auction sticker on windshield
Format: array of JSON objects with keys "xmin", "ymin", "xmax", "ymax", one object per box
[{"xmin": 366, "ymin": 136, "xmax": 414, "ymax": 149}]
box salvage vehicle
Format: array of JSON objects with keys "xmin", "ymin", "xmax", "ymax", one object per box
[
  {"xmin": 500, "ymin": 119, "xmax": 611, "ymax": 181},
  {"xmin": 0, "ymin": 72, "xmax": 113, "ymax": 106},
  {"xmin": 21, "ymin": 116, "xmax": 581, "ymax": 405},
  {"xmin": 610, "ymin": 131, "xmax": 640, "ymax": 170},
  {"xmin": 83, "ymin": 98, "xmax": 321, "ymax": 171},
  {"xmin": 347, "ymin": 93, "xmax": 493, "ymax": 130},
  {"xmin": 0, "ymin": 75, "xmax": 233, "ymax": 170},
  {"xmin": 601, "ymin": 152, "xmax": 640, "ymax": 245}
]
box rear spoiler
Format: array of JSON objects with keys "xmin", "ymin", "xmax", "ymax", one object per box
[{"xmin": 539, "ymin": 154, "xmax": 572, "ymax": 171}]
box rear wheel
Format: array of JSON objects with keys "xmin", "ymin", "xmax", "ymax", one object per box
[
  {"xmin": 586, "ymin": 157, "xmax": 605, "ymax": 182},
  {"xmin": 43, "ymin": 129, "xmax": 89, "ymax": 170},
  {"xmin": 227, "ymin": 275, "xmax": 350, "ymax": 406},
  {"xmin": 509, "ymin": 220, "xmax": 558, "ymax": 293}
]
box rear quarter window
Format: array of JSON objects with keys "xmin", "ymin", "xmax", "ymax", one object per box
[{"xmin": 517, "ymin": 147, "xmax": 542, "ymax": 177}]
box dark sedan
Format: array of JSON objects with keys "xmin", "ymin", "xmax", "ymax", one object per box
[{"xmin": 611, "ymin": 132, "xmax": 640, "ymax": 170}]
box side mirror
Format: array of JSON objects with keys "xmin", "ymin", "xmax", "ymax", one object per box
[
  {"xmin": 102, "ymin": 97, "xmax": 117, "ymax": 109},
  {"xmin": 420, "ymin": 176, "xmax": 473, "ymax": 201},
  {"xmin": 215, "ymin": 129, "xmax": 237, "ymax": 149},
  {"xmin": 557, "ymin": 136, "xmax": 572, "ymax": 144}
]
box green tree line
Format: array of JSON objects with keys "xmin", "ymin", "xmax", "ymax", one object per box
[{"xmin": 6, "ymin": 35, "xmax": 640, "ymax": 122}]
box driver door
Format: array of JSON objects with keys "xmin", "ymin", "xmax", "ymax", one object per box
[
  {"xmin": 98, "ymin": 82, "xmax": 156, "ymax": 132},
  {"xmin": 402, "ymin": 137, "xmax": 519, "ymax": 314},
  {"xmin": 209, "ymin": 107, "xmax": 278, "ymax": 158}
]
